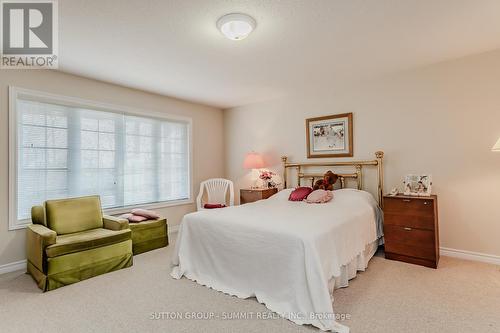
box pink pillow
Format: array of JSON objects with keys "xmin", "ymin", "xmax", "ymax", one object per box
[
  {"xmin": 131, "ymin": 209, "xmax": 160, "ymax": 219},
  {"xmin": 204, "ymin": 203, "xmax": 226, "ymax": 209},
  {"xmin": 119, "ymin": 213, "xmax": 148, "ymax": 222},
  {"xmin": 289, "ymin": 187, "xmax": 313, "ymax": 201},
  {"xmin": 305, "ymin": 190, "xmax": 333, "ymax": 204}
]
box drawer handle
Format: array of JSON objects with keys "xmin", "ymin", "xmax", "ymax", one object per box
[
  {"xmin": 403, "ymin": 227, "xmax": 412, "ymax": 231},
  {"xmin": 402, "ymin": 199, "xmax": 411, "ymax": 202},
  {"xmin": 423, "ymin": 201, "xmax": 429, "ymax": 205}
]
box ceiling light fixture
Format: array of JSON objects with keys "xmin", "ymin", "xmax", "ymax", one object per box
[{"xmin": 217, "ymin": 13, "xmax": 256, "ymax": 41}]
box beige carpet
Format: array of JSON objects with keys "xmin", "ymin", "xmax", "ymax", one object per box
[{"xmin": 1, "ymin": 239, "xmax": 499, "ymax": 333}]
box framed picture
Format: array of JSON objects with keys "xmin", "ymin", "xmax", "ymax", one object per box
[
  {"xmin": 306, "ymin": 113, "xmax": 353, "ymax": 158},
  {"xmin": 403, "ymin": 174, "xmax": 432, "ymax": 196}
]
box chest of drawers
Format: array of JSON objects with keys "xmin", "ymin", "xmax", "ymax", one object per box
[
  {"xmin": 383, "ymin": 195, "xmax": 439, "ymax": 268},
  {"xmin": 240, "ymin": 188, "xmax": 278, "ymax": 204}
]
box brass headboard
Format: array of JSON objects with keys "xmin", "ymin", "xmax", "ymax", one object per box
[{"xmin": 281, "ymin": 151, "xmax": 385, "ymax": 207}]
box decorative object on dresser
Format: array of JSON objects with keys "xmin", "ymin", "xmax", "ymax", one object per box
[
  {"xmin": 240, "ymin": 188, "xmax": 278, "ymax": 204},
  {"xmin": 243, "ymin": 151, "xmax": 265, "ymax": 188},
  {"xmin": 388, "ymin": 187, "xmax": 399, "ymax": 196},
  {"xmin": 306, "ymin": 113, "xmax": 353, "ymax": 158},
  {"xmin": 403, "ymin": 174, "xmax": 432, "ymax": 196},
  {"xmin": 259, "ymin": 170, "xmax": 281, "ymax": 188},
  {"xmin": 383, "ymin": 194, "xmax": 439, "ymax": 268}
]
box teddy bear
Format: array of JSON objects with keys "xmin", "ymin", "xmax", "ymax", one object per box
[{"xmin": 313, "ymin": 170, "xmax": 339, "ymax": 191}]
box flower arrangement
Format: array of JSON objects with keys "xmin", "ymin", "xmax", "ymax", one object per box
[{"xmin": 259, "ymin": 170, "xmax": 280, "ymax": 188}]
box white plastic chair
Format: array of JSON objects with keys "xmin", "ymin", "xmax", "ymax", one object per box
[{"xmin": 196, "ymin": 178, "xmax": 234, "ymax": 211}]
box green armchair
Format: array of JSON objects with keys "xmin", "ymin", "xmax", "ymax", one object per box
[{"xmin": 27, "ymin": 196, "xmax": 133, "ymax": 291}]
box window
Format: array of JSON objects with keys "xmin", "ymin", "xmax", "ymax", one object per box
[{"xmin": 9, "ymin": 87, "xmax": 192, "ymax": 230}]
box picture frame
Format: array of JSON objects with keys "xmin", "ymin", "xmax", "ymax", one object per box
[
  {"xmin": 306, "ymin": 113, "xmax": 353, "ymax": 158},
  {"xmin": 403, "ymin": 174, "xmax": 432, "ymax": 196}
]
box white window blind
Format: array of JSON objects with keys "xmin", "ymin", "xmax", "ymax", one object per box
[{"xmin": 13, "ymin": 92, "xmax": 191, "ymax": 225}]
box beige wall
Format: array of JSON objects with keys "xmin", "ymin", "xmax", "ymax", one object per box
[
  {"xmin": 0, "ymin": 70, "xmax": 224, "ymax": 266},
  {"xmin": 224, "ymin": 49, "xmax": 500, "ymax": 257}
]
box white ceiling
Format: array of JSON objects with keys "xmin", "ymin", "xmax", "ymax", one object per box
[{"xmin": 59, "ymin": 0, "xmax": 500, "ymax": 109}]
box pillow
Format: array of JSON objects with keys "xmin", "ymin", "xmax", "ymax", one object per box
[
  {"xmin": 288, "ymin": 187, "xmax": 313, "ymax": 201},
  {"xmin": 204, "ymin": 203, "xmax": 227, "ymax": 209},
  {"xmin": 305, "ymin": 189, "xmax": 333, "ymax": 204},
  {"xmin": 119, "ymin": 213, "xmax": 148, "ymax": 222},
  {"xmin": 131, "ymin": 209, "xmax": 160, "ymax": 219}
]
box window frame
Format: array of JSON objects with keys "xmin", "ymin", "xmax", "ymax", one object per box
[{"xmin": 8, "ymin": 86, "xmax": 193, "ymax": 231}]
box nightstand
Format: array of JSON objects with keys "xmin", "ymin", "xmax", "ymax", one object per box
[
  {"xmin": 240, "ymin": 188, "xmax": 278, "ymax": 204},
  {"xmin": 383, "ymin": 194, "xmax": 440, "ymax": 268}
]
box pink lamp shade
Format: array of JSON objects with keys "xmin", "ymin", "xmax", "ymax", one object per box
[{"xmin": 243, "ymin": 152, "xmax": 264, "ymax": 169}]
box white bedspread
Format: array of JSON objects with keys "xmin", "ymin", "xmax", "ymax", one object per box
[{"xmin": 171, "ymin": 189, "xmax": 381, "ymax": 332}]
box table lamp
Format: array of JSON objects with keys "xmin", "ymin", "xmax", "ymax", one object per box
[
  {"xmin": 492, "ymin": 138, "xmax": 500, "ymax": 152},
  {"xmin": 243, "ymin": 152, "xmax": 264, "ymax": 188}
]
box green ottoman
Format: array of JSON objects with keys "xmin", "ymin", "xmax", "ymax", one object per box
[{"xmin": 129, "ymin": 218, "xmax": 168, "ymax": 255}]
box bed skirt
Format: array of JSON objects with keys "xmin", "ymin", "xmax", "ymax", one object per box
[{"xmin": 328, "ymin": 239, "xmax": 380, "ymax": 295}]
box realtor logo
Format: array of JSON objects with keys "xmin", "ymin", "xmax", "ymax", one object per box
[{"xmin": 1, "ymin": 0, "xmax": 58, "ymax": 68}]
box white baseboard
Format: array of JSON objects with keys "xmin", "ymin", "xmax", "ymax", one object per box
[
  {"xmin": 0, "ymin": 260, "xmax": 27, "ymax": 275},
  {"xmin": 440, "ymin": 247, "xmax": 500, "ymax": 266}
]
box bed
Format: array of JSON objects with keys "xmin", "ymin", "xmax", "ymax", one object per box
[{"xmin": 171, "ymin": 152, "xmax": 385, "ymax": 333}]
